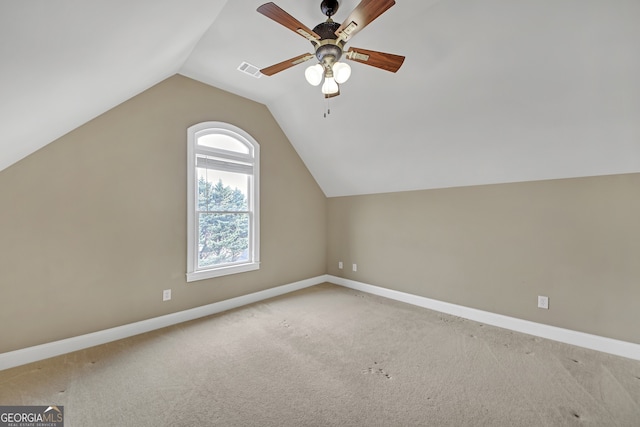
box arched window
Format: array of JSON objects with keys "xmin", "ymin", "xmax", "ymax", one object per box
[{"xmin": 187, "ymin": 122, "xmax": 260, "ymax": 282}]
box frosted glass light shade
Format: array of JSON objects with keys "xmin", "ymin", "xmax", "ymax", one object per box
[
  {"xmin": 321, "ymin": 77, "xmax": 339, "ymax": 94},
  {"xmin": 305, "ymin": 64, "xmax": 324, "ymax": 86},
  {"xmin": 332, "ymin": 62, "xmax": 351, "ymax": 84}
]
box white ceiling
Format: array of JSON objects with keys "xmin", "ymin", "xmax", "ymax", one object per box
[{"xmin": 2, "ymin": 0, "xmax": 639, "ymax": 196}]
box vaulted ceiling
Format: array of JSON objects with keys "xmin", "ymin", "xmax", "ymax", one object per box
[{"xmin": 2, "ymin": 0, "xmax": 639, "ymax": 196}]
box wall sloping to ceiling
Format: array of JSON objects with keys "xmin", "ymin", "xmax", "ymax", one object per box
[
  {"xmin": 1, "ymin": 73, "xmax": 638, "ymax": 356},
  {"xmin": 0, "ymin": 75, "xmax": 327, "ymax": 353}
]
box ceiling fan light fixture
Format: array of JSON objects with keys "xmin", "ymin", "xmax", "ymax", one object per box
[
  {"xmin": 321, "ymin": 76, "xmax": 339, "ymax": 95},
  {"xmin": 257, "ymin": 0, "xmax": 405, "ymax": 101},
  {"xmin": 332, "ymin": 62, "xmax": 351, "ymax": 84},
  {"xmin": 305, "ymin": 64, "xmax": 324, "ymax": 86}
]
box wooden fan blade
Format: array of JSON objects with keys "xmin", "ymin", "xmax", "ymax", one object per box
[
  {"xmin": 346, "ymin": 47, "xmax": 405, "ymax": 72},
  {"xmin": 260, "ymin": 53, "xmax": 315, "ymax": 76},
  {"xmin": 335, "ymin": 0, "xmax": 395, "ymax": 41},
  {"xmin": 257, "ymin": 2, "xmax": 320, "ymax": 42}
]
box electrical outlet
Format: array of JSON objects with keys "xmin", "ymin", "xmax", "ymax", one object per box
[
  {"xmin": 163, "ymin": 289, "xmax": 172, "ymax": 302},
  {"xmin": 338, "ymin": 261, "xmax": 343, "ymax": 269},
  {"xmin": 352, "ymin": 263, "xmax": 357, "ymax": 272},
  {"xmin": 537, "ymin": 295, "xmax": 549, "ymax": 309}
]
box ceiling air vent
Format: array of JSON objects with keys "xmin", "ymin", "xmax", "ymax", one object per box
[{"xmin": 237, "ymin": 62, "xmax": 262, "ymax": 78}]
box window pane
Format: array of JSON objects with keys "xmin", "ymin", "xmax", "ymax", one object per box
[
  {"xmin": 198, "ymin": 212, "xmax": 249, "ymax": 268},
  {"xmin": 198, "ymin": 133, "xmax": 250, "ymax": 154},
  {"xmin": 187, "ymin": 121, "xmax": 260, "ymax": 281},
  {"xmin": 197, "ymin": 166, "xmax": 249, "ymax": 212}
]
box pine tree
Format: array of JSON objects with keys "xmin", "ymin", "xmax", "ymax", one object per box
[{"xmin": 197, "ymin": 178, "xmax": 249, "ymax": 267}]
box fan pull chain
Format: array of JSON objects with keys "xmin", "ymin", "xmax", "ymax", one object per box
[{"xmin": 324, "ymin": 98, "xmax": 331, "ymax": 118}]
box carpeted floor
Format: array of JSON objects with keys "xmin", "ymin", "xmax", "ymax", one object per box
[{"xmin": 1, "ymin": 283, "xmax": 639, "ymax": 426}]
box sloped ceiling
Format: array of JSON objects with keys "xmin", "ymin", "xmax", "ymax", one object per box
[
  {"xmin": 2, "ymin": 0, "xmax": 639, "ymax": 196},
  {"xmin": 0, "ymin": 0, "xmax": 227, "ymax": 172}
]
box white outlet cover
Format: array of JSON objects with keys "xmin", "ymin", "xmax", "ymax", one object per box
[
  {"xmin": 163, "ymin": 289, "xmax": 172, "ymax": 301},
  {"xmin": 352, "ymin": 264, "xmax": 357, "ymax": 272},
  {"xmin": 538, "ymin": 295, "xmax": 549, "ymax": 309},
  {"xmin": 338, "ymin": 261, "xmax": 343, "ymax": 269}
]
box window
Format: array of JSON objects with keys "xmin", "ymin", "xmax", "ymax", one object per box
[{"xmin": 187, "ymin": 122, "xmax": 260, "ymax": 282}]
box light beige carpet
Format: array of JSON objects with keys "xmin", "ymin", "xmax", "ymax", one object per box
[{"xmin": 1, "ymin": 283, "xmax": 639, "ymax": 426}]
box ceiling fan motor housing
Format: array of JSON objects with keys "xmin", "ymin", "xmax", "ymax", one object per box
[
  {"xmin": 312, "ymin": 20, "xmax": 341, "ymax": 40},
  {"xmin": 312, "ymin": 21, "xmax": 344, "ymax": 64}
]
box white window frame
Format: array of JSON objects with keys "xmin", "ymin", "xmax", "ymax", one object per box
[{"xmin": 187, "ymin": 122, "xmax": 260, "ymax": 282}]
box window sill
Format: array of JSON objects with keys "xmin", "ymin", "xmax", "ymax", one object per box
[{"xmin": 186, "ymin": 262, "xmax": 260, "ymax": 282}]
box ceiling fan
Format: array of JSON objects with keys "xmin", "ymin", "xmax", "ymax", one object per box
[{"xmin": 257, "ymin": 0, "xmax": 405, "ymax": 98}]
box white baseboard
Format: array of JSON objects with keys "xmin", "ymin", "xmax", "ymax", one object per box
[
  {"xmin": 328, "ymin": 276, "xmax": 640, "ymax": 361},
  {"xmin": 3, "ymin": 274, "xmax": 638, "ymax": 371},
  {"xmin": 0, "ymin": 275, "xmax": 328, "ymax": 371}
]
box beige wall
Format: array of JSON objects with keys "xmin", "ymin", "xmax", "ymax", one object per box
[
  {"xmin": 0, "ymin": 75, "xmax": 327, "ymax": 353},
  {"xmin": 328, "ymin": 174, "xmax": 640, "ymax": 344},
  {"xmin": 2, "ymin": 74, "xmax": 638, "ymax": 355}
]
